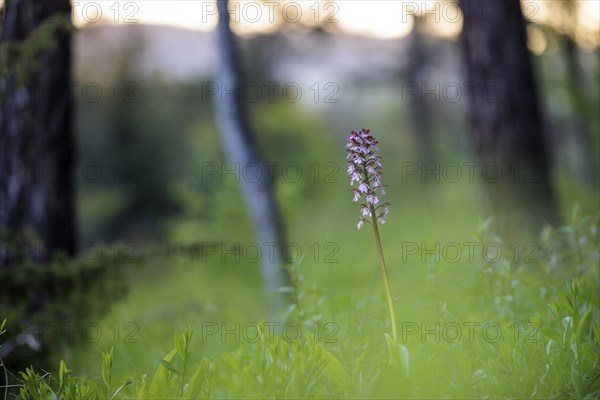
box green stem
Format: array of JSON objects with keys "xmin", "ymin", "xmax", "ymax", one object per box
[{"xmin": 369, "ymin": 204, "xmax": 398, "ymax": 342}]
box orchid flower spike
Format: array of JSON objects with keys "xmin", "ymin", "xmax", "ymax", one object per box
[{"xmin": 346, "ymin": 128, "xmax": 389, "ymax": 229}]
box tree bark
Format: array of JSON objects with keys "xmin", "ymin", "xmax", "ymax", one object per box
[
  {"xmin": 214, "ymin": 0, "xmax": 290, "ymax": 316},
  {"xmin": 406, "ymin": 18, "xmax": 435, "ymax": 165},
  {"xmin": 1, "ymin": 0, "xmax": 75, "ymax": 265},
  {"xmin": 562, "ymin": 32, "xmax": 598, "ymax": 186},
  {"xmin": 458, "ymin": 0, "xmax": 558, "ymax": 231}
]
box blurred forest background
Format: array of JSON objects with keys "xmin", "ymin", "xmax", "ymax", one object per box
[
  {"xmin": 71, "ymin": 0, "xmax": 598, "ymax": 245},
  {"xmin": 1, "ymin": 0, "xmax": 599, "ymax": 397}
]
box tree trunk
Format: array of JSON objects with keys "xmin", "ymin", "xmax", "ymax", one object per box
[
  {"xmin": 406, "ymin": 18, "xmax": 435, "ymax": 165},
  {"xmin": 214, "ymin": 0, "xmax": 291, "ymax": 316},
  {"xmin": 458, "ymin": 0, "xmax": 558, "ymax": 231},
  {"xmin": 562, "ymin": 33, "xmax": 598, "ymax": 186},
  {"xmin": 1, "ymin": 0, "xmax": 75, "ymax": 265}
]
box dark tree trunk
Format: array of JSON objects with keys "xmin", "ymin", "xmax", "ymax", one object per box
[
  {"xmin": 562, "ymin": 33, "xmax": 598, "ymax": 185},
  {"xmin": 1, "ymin": 0, "xmax": 75, "ymax": 264},
  {"xmin": 458, "ymin": 0, "xmax": 558, "ymax": 231},
  {"xmin": 406, "ymin": 19, "xmax": 435, "ymax": 165},
  {"xmin": 214, "ymin": 0, "xmax": 290, "ymax": 316}
]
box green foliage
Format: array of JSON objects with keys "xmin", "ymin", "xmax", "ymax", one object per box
[
  {"xmin": 7, "ymin": 329, "xmax": 212, "ymax": 400},
  {"xmin": 7, "ymin": 326, "xmax": 349, "ymax": 399},
  {"xmin": 4, "ymin": 71, "xmax": 600, "ymax": 396},
  {"xmin": 4, "ymin": 212, "xmax": 598, "ymax": 399},
  {"xmin": 11, "ymin": 351, "xmax": 132, "ymax": 400},
  {"xmin": 143, "ymin": 327, "xmax": 208, "ymax": 399},
  {"xmin": 214, "ymin": 323, "xmax": 345, "ymax": 399},
  {"xmin": 0, "ymin": 240, "xmax": 129, "ymax": 373}
]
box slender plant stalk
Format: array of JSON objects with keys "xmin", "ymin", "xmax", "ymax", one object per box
[
  {"xmin": 347, "ymin": 128, "xmax": 396, "ymax": 341},
  {"xmin": 369, "ymin": 204, "xmax": 398, "ymax": 342}
]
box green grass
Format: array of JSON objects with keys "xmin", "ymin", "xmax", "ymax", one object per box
[
  {"xmin": 4, "ymin": 104, "xmax": 599, "ymax": 397},
  {"xmin": 24, "ymin": 174, "xmax": 596, "ymax": 398}
]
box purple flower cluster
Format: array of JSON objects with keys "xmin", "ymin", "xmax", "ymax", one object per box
[{"xmin": 346, "ymin": 129, "xmax": 389, "ymax": 229}]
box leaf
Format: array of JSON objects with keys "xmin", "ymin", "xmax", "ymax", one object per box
[
  {"xmin": 545, "ymin": 339, "xmax": 559, "ymax": 355},
  {"xmin": 385, "ymin": 333, "xmax": 410, "ymax": 378},
  {"xmin": 541, "ymin": 328, "xmax": 561, "ymax": 343},
  {"xmin": 58, "ymin": 360, "xmax": 68, "ymax": 388},
  {"xmin": 547, "ymin": 302, "xmax": 561, "ymax": 322},
  {"xmin": 174, "ymin": 332, "xmax": 186, "ymax": 360},
  {"xmin": 576, "ymin": 307, "xmax": 593, "ymax": 344},
  {"xmin": 158, "ymin": 359, "xmax": 181, "ymax": 376},
  {"xmin": 111, "ymin": 380, "xmax": 132, "ymax": 400},
  {"xmin": 320, "ymin": 347, "xmax": 347, "ymax": 389},
  {"xmin": 54, "ymin": 361, "xmax": 70, "ymax": 397},
  {"xmin": 184, "ymin": 358, "xmax": 213, "ymax": 399},
  {"xmin": 135, "ymin": 374, "xmax": 148, "ymax": 400},
  {"xmin": 101, "ymin": 347, "xmax": 114, "ymax": 390},
  {"xmin": 149, "ymin": 348, "xmax": 178, "ymax": 396}
]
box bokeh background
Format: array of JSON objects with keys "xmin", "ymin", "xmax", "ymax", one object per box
[{"xmin": 1, "ymin": 0, "xmax": 599, "ymax": 398}]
